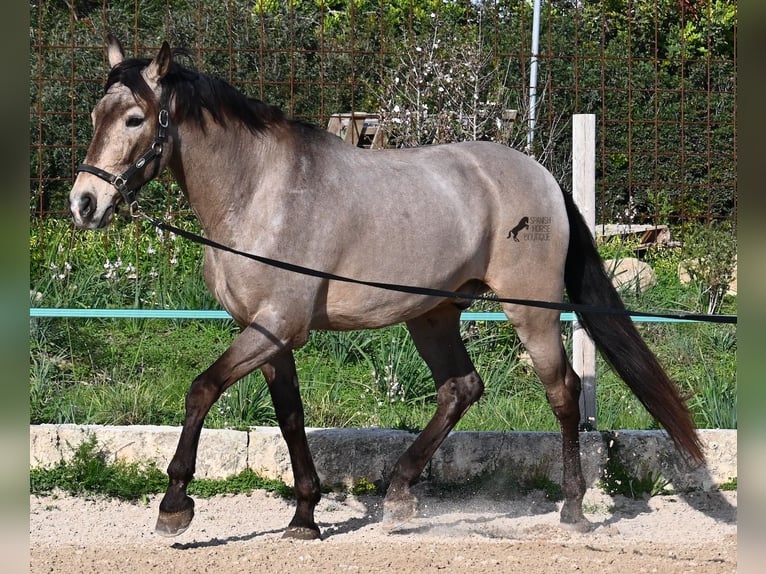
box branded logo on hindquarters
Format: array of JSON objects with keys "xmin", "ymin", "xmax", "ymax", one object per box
[{"xmin": 507, "ymin": 216, "xmax": 551, "ymax": 242}]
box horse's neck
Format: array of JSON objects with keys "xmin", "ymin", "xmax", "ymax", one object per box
[{"xmin": 170, "ymin": 120, "xmax": 276, "ymax": 236}]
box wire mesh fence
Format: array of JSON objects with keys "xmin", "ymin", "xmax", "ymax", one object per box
[{"xmin": 30, "ymin": 0, "xmax": 736, "ymax": 227}]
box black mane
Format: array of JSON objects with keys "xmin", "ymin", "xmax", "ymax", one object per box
[{"xmin": 105, "ymin": 51, "xmax": 287, "ymax": 134}]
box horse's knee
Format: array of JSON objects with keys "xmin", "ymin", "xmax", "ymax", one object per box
[
  {"xmin": 564, "ymin": 367, "xmax": 581, "ymax": 397},
  {"xmin": 545, "ymin": 369, "xmax": 581, "ymax": 424},
  {"xmin": 184, "ymin": 375, "xmax": 222, "ymax": 413},
  {"xmin": 437, "ymin": 372, "xmax": 484, "ymax": 416},
  {"xmin": 463, "ymin": 372, "xmax": 485, "ymax": 404}
]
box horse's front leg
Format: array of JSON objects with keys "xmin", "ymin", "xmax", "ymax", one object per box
[
  {"xmin": 261, "ymin": 350, "xmax": 322, "ymax": 540},
  {"xmin": 155, "ymin": 324, "xmax": 281, "ymax": 537}
]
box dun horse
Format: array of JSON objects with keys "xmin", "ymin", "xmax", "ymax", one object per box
[{"xmin": 69, "ymin": 36, "xmax": 703, "ymax": 539}]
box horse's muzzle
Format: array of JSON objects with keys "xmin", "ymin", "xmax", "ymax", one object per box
[{"xmin": 70, "ymin": 190, "xmax": 116, "ymax": 229}]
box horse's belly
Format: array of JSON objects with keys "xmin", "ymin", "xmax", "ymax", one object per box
[
  {"xmin": 314, "ymin": 273, "xmax": 484, "ymax": 331},
  {"xmin": 316, "ymin": 295, "xmax": 438, "ymax": 330}
]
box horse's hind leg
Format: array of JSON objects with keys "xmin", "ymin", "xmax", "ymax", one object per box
[
  {"xmin": 383, "ymin": 305, "xmax": 484, "ymax": 527},
  {"xmin": 507, "ymin": 306, "xmax": 590, "ymax": 531},
  {"xmin": 261, "ymin": 350, "xmax": 322, "ymax": 540}
]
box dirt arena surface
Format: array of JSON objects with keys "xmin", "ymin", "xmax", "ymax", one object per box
[{"xmin": 30, "ymin": 487, "xmax": 736, "ymax": 573}]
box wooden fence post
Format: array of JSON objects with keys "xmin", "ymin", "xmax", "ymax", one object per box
[{"xmin": 572, "ymin": 114, "xmax": 597, "ymax": 430}]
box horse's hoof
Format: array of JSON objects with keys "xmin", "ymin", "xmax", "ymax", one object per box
[
  {"xmin": 381, "ymin": 495, "xmax": 418, "ymax": 530},
  {"xmin": 560, "ymin": 516, "xmax": 593, "ymax": 533},
  {"xmin": 282, "ymin": 525, "xmax": 321, "ymax": 540},
  {"xmin": 155, "ymin": 501, "xmax": 195, "ymax": 537},
  {"xmin": 560, "ymin": 500, "xmax": 587, "ymax": 525}
]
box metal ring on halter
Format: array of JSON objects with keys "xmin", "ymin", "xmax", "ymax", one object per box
[{"xmin": 128, "ymin": 200, "xmax": 142, "ymax": 217}]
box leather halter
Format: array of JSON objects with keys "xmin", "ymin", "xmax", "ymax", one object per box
[{"xmin": 76, "ymin": 91, "xmax": 170, "ymax": 216}]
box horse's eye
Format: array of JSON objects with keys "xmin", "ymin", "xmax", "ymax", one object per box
[{"xmin": 126, "ymin": 116, "xmax": 144, "ymax": 128}]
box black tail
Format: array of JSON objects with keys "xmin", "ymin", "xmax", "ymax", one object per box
[{"xmin": 562, "ymin": 191, "xmax": 704, "ymax": 464}]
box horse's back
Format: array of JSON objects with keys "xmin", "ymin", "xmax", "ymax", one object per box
[
  {"xmin": 353, "ymin": 140, "xmax": 569, "ymax": 260},
  {"xmin": 321, "ymin": 139, "xmax": 564, "ymax": 227}
]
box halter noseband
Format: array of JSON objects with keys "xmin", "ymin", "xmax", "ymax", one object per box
[{"xmin": 77, "ymin": 91, "xmax": 170, "ymax": 216}]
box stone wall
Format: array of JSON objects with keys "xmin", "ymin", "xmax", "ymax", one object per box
[{"xmin": 29, "ymin": 425, "xmax": 736, "ymax": 493}]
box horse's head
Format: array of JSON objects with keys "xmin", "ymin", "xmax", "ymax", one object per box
[{"xmin": 70, "ymin": 35, "xmax": 174, "ymax": 229}]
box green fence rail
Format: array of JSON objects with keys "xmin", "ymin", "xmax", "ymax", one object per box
[{"xmin": 29, "ymin": 308, "xmax": 701, "ymax": 323}]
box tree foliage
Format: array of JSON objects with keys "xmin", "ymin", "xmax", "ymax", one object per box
[{"xmin": 30, "ymin": 0, "xmax": 736, "ymax": 226}]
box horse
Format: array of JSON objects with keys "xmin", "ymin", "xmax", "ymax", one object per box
[{"xmin": 69, "ymin": 36, "xmax": 704, "ymax": 540}]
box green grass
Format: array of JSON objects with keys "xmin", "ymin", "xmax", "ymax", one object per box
[
  {"xmin": 30, "ymin": 434, "xmax": 169, "ymax": 500},
  {"xmin": 30, "ymin": 217, "xmax": 737, "ymax": 433},
  {"xmin": 30, "ymin": 433, "xmax": 293, "ymax": 501},
  {"xmin": 28, "ymin": 219, "xmax": 737, "ymax": 503},
  {"xmin": 599, "ymin": 439, "xmax": 674, "ymax": 499}
]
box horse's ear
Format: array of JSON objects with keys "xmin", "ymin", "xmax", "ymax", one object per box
[
  {"xmin": 144, "ymin": 41, "xmax": 172, "ymax": 85},
  {"xmin": 106, "ymin": 33, "xmax": 125, "ymax": 69}
]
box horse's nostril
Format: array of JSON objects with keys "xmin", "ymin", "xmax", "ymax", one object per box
[{"xmin": 79, "ymin": 192, "xmax": 96, "ymax": 218}]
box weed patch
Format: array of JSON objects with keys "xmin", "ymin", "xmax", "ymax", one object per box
[
  {"xmin": 30, "ymin": 434, "xmax": 292, "ymax": 500},
  {"xmin": 350, "ymin": 477, "xmax": 381, "ymax": 496},
  {"xmin": 600, "ymin": 441, "xmax": 672, "ymax": 499},
  {"xmin": 30, "ymin": 434, "xmax": 167, "ymax": 500},
  {"xmin": 188, "ymin": 471, "xmax": 293, "ymax": 499}
]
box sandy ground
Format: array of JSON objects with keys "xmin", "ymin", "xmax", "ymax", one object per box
[{"xmin": 30, "ymin": 487, "xmax": 736, "ymax": 574}]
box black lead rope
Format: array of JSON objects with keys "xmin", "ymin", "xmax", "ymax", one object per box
[{"xmin": 142, "ymin": 213, "xmax": 737, "ymax": 325}]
